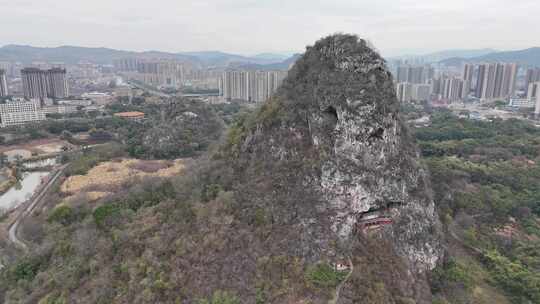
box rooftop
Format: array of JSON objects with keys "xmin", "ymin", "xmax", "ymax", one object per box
[{"xmin": 113, "ymin": 111, "xmax": 145, "ymax": 118}]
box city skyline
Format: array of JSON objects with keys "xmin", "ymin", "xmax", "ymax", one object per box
[{"xmin": 1, "ymin": 0, "xmax": 540, "ymax": 57}]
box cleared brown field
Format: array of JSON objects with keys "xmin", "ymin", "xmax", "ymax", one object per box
[{"xmin": 60, "ymin": 159, "xmax": 184, "ymax": 197}]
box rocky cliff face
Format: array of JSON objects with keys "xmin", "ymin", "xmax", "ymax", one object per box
[{"xmin": 230, "ymin": 34, "xmax": 443, "ymax": 302}]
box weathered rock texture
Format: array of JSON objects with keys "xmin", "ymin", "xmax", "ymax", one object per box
[{"xmin": 229, "ymin": 34, "xmax": 443, "ymax": 302}]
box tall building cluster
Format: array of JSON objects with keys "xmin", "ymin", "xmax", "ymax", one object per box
[
  {"xmin": 0, "ymin": 66, "xmax": 72, "ymax": 128},
  {"xmin": 219, "ymin": 70, "xmax": 287, "ymax": 103},
  {"xmin": 113, "ymin": 58, "xmax": 141, "ymax": 72},
  {"xmin": 394, "ymin": 65, "xmax": 435, "ymax": 102},
  {"xmin": 396, "ymin": 65, "xmax": 434, "ymax": 84},
  {"xmin": 393, "ymin": 61, "xmax": 522, "ymax": 103},
  {"xmin": 473, "ymin": 63, "xmax": 518, "ymax": 100},
  {"xmin": 430, "ymin": 76, "xmax": 466, "ymax": 101},
  {"xmin": 184, "ymin": 69, "xmax": 221, "ymax": 90},
  {"xmin": 442, "ymin": 77, "xmax": 465, "ymax": 101},
  {"xmin": 21, "ymin": 68, "xmax": 69, "ymax": 100},
  {"xmin": 396, "ymin": 82, "xmax": 432, "ymax": 103},
  {"xmin": 114, "ymin": 58, "xmax": 189, "ymax": 88},
  {"xmin": 0, "ymin": 69, "xmax": 7, "ymax": 97}
]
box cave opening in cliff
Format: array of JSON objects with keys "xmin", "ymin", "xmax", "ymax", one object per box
[
  {"xmin": 369, "ymin": 127, "xmax": 385, "ymax": 140},
  {"xmin": 323, "ymin": 106, "xmax": 338, "ymax": 124},
  {"xmin": 323, "ymin": 106, "xmax": 339, "ymax": 129}
]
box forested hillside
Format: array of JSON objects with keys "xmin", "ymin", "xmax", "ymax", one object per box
[{"xmin": 413, "ymin": 110, "xmax": 540, "ymax": 303}]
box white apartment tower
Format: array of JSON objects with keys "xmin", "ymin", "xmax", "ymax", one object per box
[{"xmin": 0, "ymin": 99, "xmax": 45, "ymax": 128}]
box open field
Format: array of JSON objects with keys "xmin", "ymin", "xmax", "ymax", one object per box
[
  {"xmin": 1, "ymin": 138, "xmax": 73, "ymax": 161},
  {"xmin": 60, "ymin": 158, "xmax": 185, "ymax": 201}
]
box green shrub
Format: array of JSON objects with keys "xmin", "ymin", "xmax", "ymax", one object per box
[
  {"xmin": 201, "ymin": 184, "xmax": 223, "ymax": 202},
  {"xmin": 430, "ymin": 258, "xmax": 474, "ymax": 293},
  {"xmin": 93, "ymin": 204, "xmax": 121, "ymax": 228},
  {"xmin": 253, "ymin": 207, "xmax": 268, "ymax": 227},
  {"xmin": 305, "ymin": 262, "xmax": 348, "ymax": 288},
  {"xmin": 47, "ymin": 205, "xmax": 76, "ymax": 226},
  {"xmin": 484, "ymin": 250, "xmax": 540, "ymax": 303},
  {"xmin": 9, "ymin": 257, "xmax": 43, "ymax": 282}
]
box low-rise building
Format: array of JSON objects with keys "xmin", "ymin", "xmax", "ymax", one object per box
[
  {"xmin": 509, "ymin": 98, "xmax": 535, "ymax": 108},
  {"xmin": 58, "ymin": 99, "xmax": 93, "ymax": 107},
  {"xmin": 0, "ymin": 99, "xmax": 45, "ymax": 128},
  {"xmin": 81, "ymin": 92, "xmax": 113, "ymax": 105},
  {"xmin": 42, "ymin": 105, "xmax": 78, "ymax": 115},
  {"xmin": 114, "ymin": 111, "xmax": 145, "ymax": 121},
  {"xmin": 114, "ymin": 86, "xmax": 132, "ymax": 98}
]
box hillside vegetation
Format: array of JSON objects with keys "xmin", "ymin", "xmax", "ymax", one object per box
[
  {"xmin": 2, "ymin": 35, "xmax": 540, "ymax": 304},
  {"xmin": 415, "ymin": 110, "xmax": 540, "ymax": 303}
]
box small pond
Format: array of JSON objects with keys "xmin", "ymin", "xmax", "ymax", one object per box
[{"xmin": 0, "ymin": 172, "xmax": 49, "ymax": 211}]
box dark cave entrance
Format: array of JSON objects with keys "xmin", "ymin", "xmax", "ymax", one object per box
[
  {"xmin": 323, "ymin": 106, "xmax": 338, "ymax": 128},
  {"xmin": 369, "ymin": 127, "xmax": 385, "ymax": 140}
]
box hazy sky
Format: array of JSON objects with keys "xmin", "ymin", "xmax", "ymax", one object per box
[{"xmin": 1, "ymin": 0, "xmax": 539, "ymax": 56}]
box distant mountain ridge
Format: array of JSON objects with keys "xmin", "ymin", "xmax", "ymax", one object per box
[
  {"xmin": 440, "ymin": 47, "xmax": 540, "ymax": 67},
  {"xmin": 390, "ymin": 48, "xmax": 497, "ymax": 62},
  {"xmin": 229, "ymin": 53, "xmax": 301, "ymax": 70},
  {"xmin": 0, "ymin": 44, "xmax": 296, "ymax": 68},
  {"xmin": 0, "ymin": 44, "xmax": 198, "ymax": 65}
]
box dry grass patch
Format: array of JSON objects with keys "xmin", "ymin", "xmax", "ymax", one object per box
[
  {"xmin": 127, "ymin": 160, "xmax": 173, "ymax": 173},
  {"xmin": 60, "ymin": 158, "xmax": 184, "ymax": 195}
]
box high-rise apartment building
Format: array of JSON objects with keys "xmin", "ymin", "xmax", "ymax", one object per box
[
  {"xmin": 430, "ymin": 77, "xmax": 444, "ymax": 96},
  {"xmin": 220, "ymin": 70, "xmax": 287, "ymax": 102},
  {"xmin": 220, "ymin": 70, "xmax": 250, "ymax": 101},
  {"xmin": 395, "ymin": 65, "xmax": 434, "ymax": 84},
  {"xmin": 396, "ymin": 82, "xmax": 413, "ymax": 103},
  {"xmin": 462, "ymin": 64, "xmax": 474, "ymax": 98},
  {"xmin": 21, "ymin": 68, "xmax": 68, "ymax": 100},
  {"xmin": 119, "ymin": 59, "xmax": 186, "ymax": 88},
  {"xmin": 475, "ymin": 64, "xmax": 487, "ymax": 98},
  {"xmin": 535, "ymin": 93, "xmax": 540, "ymax": 118},
  {"xmin": 501, "ymin": 63, "xmax": 518, "ymax": 98},
  {"xmin": 442, "ymin": 77, "xmax": 464, "ymax": 101},
  {"xmin": 113, "ymin": 58, "xmax": 141, "ymax": 72},
  {"xmin": 48, "ymin": 68, "xmax": 69, "ymax": 99},
  {"xmin": 0, "ymin": 69, "xmax": 7, "ymax": 97},
  {"xmin": 411, "ymin": 84, "xmax": 431, "ymax": 101},
  {"xmin": 527, "ymin": 82, "xmax": 540, "ymax": 100},
  {"xmin": 475, "ymin": 63, "xmax": 517, "ymax": 100},
  {"xmin": 21, "ymin": 68, "xmax": 48, "ymax": 99},
  {"xmin": 525, "ymin": 68, "xmax": 540, "ymax": 95}
]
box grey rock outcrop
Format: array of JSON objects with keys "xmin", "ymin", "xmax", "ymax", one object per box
[{"xmin": 231, "ymin": 34, "xmax": 443, "ymax": 302}]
